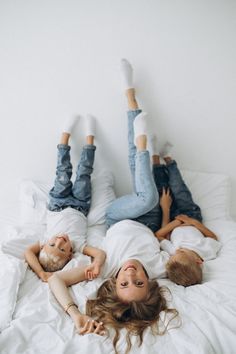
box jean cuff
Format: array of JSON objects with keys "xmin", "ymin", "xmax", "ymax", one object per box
[
  {"xmin": 83, "ymin": 144, "xmax": 96, "ymax": 150},
  {"xmin": 127, "ymin": 109, "xmax": 142, "ymax": 119},
  {"xmin": 57, "ymin": 144, "xmax": 71, "ymax": 151}
]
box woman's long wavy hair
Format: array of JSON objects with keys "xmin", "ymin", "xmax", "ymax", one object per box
[{"xmin": 86, "ymin": 278, "xmax": 179, "ymax": 354}]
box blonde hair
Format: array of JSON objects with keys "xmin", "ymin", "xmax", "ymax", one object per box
[
  {"xmin": 86, "ymin": 278, "xmax": 179, "ymax": 354},
  {"xmin": 39, "ymin": 250, "xmax": 68, "ymax": 272},
  {"xmin": 166, "ymin": 259, "xmax": 202, "ymax": 286}
]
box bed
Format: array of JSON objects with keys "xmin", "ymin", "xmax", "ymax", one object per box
[{"xmin": 0, "ymin": 169, "xmax": 236, "ymax": 354}]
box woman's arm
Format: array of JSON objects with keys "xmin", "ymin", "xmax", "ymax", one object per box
[
  {"xmin": 48, "ymin": 269, "xmax": 105, "ymax": 335},
  {"xmin": 24, "ymin": 243, "xmax": 52, "ymax": 282},
  {"xmin": 175, "ymin": 215, "xmax": 218, "ymax": 240}
]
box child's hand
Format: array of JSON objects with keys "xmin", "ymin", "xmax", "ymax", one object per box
[
  {"xmin": 155, "ymin": 234, "xmax": 166, "ymax": 242},
  {"xmin": 39, "ymin": 271, "xmax": 53, "ymax": 282},
  {"xmin": 84, "ymin": 249, "xmax": 106, "ymax": 280},
  {"xmin": 175, "ymin": 214, "xmax": 197, "ymax": 226},
  {"xmin": 73, "ymin": 313, "xmax": 105, "ymax": 336},
  {"xmin": 84, "ymin": 263, "xmax": 100, "ymax": 280},
  {"xmin": 160, "ymin": 188, "xmax": 172, "ymax": 210}
]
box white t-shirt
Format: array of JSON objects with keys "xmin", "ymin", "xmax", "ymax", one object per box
[
  {"xmin": 101, "ymin": 220, "xmax": 170, "ymax": 280},
  {"xmin": 160, "ymin": 226, "xmax": 221, "ymax": 261},
  {"xmin": 41, "ymin": 207, "xmax": 87, "ymax": 252}
]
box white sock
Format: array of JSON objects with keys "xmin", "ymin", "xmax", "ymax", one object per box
[
  {"xmin": 121, "ymin": 58, "xmax": 134, "ymax": 89},
  {"xmin": 133, "ymin": 112, "xmax": 147, "ymax": 145},
  {"xmin": 85, "ymin": 114, "xmax": 96, "ymax": 136},
  {"xmin": 159, "ymin": 141, "xmax": 173, "ymax": 158},
  {"xmin": 62, "ymin": 116, "xmax": 79, "ymax": 134},
  {"xmin": 149, "ymin": 134, "xmax": 160, "ymax": 156}
]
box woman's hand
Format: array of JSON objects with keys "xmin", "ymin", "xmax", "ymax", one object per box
[
  {"xmin": 160, "ymin": 188, "xmax": 172, "ymax": 210},
  {"xmin": 72, "ymin": 313, "xmax": 105, "ymax": 336}
]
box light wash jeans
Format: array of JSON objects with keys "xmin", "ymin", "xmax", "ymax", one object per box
[
  {"xmin": 106, "ymin": 110, "xmax": 159, "ymax": 228},
  {"xmin": 48, "ymin": 144, "xmax": 96, "ymax": 217}
]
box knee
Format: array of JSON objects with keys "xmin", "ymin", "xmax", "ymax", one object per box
[{"xmin": 141, "ymin": 188, "xmax": 159, "ymax": 213}]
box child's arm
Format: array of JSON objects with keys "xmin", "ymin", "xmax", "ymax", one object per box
[
  {"xmin": 48, "ymin": 270, "xmax": 105, "ymax": 335},
  {"xmin": 24, "ymin": 243, "xmax": 53, "ymax": 282},
  {"xmin": 83, "ymin": 246, "xmax": 106, "ymax": 280},
  {"xmin": 159, "ymin": 188, "xmax": 172, "ymax": 238},
  {"xmin": 155, "ymin": 219, "xmax": 182, "ymax": 241},
  {"xmin": 175, "ymin": 215, "xmax": 218, "ymax": 240}
]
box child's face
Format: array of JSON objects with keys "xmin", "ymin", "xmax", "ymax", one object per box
[
  {"xmin": 43, "ymin": 234, "xmax": 73, "ymax": 262},
  {"xmin": 115, "ymin": 259, "xmax": 149, "ymax": 303},
  {"xmin": 171, "ymin": 248, "xmax": 203, "ymax": 265}
]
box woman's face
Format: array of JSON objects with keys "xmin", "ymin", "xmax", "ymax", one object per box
[{"xmin": 116, "ymin": 259, "xmax": 149, "ymax": 302}]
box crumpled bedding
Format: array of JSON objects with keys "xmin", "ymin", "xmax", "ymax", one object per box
[{"xmin": 0, "ymin": 219, "xmax": 236, "ymax": 354}]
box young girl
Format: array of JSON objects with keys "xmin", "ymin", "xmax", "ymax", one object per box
[
  {"xmin": 48, "ymin": 60, "xmax": 178, "ymax": 353},
  {"xmin": 25, "ymin": 115, "xmax": 105, "ymax": 282}
]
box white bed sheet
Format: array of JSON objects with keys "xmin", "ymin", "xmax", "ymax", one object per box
[
  {"xmin": 0, "ymin": 169, "xmax": 236, "ymax": 354},
  {"xmin": 0, "ymin": 220, "xmax": 236, "ymax": 354}
]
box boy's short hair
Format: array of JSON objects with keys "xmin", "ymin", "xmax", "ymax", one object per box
[
  {"xmin": 39, "ymin": 250, "xmax": 68, "ymax": 272},
  {"xmin": 166, "ymin": 259, "xmax": 202, "ymax": 287}
]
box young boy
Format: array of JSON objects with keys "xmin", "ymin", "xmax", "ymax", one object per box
[
  {"xmin": 24, "ymin": 115, "xmax": 106, "ymax": 282},
  {"xmin": 151, "ymin": 142, "xmax": 221, "ymax": 286}
]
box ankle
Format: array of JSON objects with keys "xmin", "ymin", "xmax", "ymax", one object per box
[
  {"xmin": 60, "ymin": 133, "xmax": 70, "ymax": 145},
  {"xmin": 136, "ymin": 135, "xmax": 147, "ymax": 151},
  {"xmin": 152, "ymin": 155, "xmax": 160, "ymax": 165}
]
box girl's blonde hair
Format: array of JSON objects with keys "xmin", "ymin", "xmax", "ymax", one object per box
[
  {"xmin": 39, "ymin": 250, "xmax": 67, "ymax": 272},
  {"xmin": 86, "ymin": 278, "xmax": 179, "ymax": 354}
]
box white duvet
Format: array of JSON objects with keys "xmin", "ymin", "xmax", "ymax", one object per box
[{"xmin": 1, "ymin": 219, "xmax": 236, "ymax": 354}]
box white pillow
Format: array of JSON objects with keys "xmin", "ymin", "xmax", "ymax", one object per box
[
  {"xmin": 19, "ymin": 169, "xmax": 116, "ymax": 227},
  {"xmin": 181, "ymin": 169, "xmax": 231, "ymax": 221},
  {"xmin": 18, "ymin": 169, "xmax": 231, "ymax": 226}
]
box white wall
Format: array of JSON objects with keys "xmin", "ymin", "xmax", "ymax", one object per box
[{"xmin": 0, "ymin": 0, "xmax": 236, "ymax": 219}]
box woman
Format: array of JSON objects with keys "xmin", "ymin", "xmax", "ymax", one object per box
[{"xmin": 49, "ymin": 59, "xmax": 178, "ymax": 353}]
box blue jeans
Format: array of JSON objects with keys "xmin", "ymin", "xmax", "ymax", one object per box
[
  {"xmin": 161, "ymin": 160, "xmax": 202, "ymax": 222},
  {"xmin": 48, "ymin": 144, "xmax": 96, "ymax": 216},
  {"xmin": 106, "ymin": 110, "xmax": 159, "ymax": 228},
  {"xmin": 106, "ymin": 109, "xmax": 202, "ymax": 232},
  {"xmin": 142, "ymin": 161, "xmax": 202, "ymax": 232}
]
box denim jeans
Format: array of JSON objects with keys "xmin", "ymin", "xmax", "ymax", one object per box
[
  {"xmin": 48, "ymin": 144, "xmax": 96, "ymax": 216},
  {"xmin": 106, "ymin": 110, "xmax": 159, "ymax": 228},
  {"xmin": 125, "ymin": 110, "xmax": 162, "ymax": 232},
  {"xmin": 106, "ymin": 109, "xmax": 202, "ymax": 232},
  {"xmin": 147, "ymin": 141, "xmax": 202, "ymax": 229},
  {"xmin": 163, "ymin": 160, "xmax": 202, "ymax": 221}
]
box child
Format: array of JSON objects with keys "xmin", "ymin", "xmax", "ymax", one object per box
[
  {"xmin": 151, "ymin": 144, "xmax": 221, "ymax": 286},
  {"xmin": 24, "ymin": 115, "xmax": 106, "ymax": 282}
]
